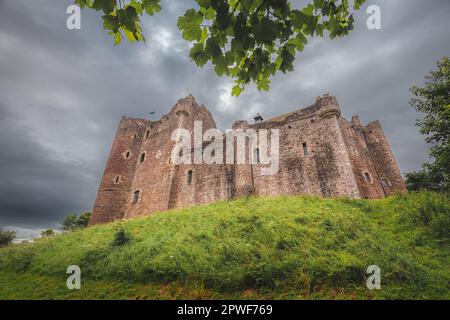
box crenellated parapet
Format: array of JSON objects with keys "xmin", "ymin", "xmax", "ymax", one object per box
[{"xmin": 315, "ymin": 94, "xmax": 341, "ymax": 119}]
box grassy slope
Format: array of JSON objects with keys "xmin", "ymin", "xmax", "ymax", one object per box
[{"xmin": 0, "ymin": 192, "xmax": 448, "ymax": 300}]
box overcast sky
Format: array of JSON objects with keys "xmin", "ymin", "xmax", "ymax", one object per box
[{"xmin": 0, "ymin": 0, "xmax": 449, "ymax": 237}]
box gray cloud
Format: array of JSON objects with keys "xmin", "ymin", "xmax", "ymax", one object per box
[{"xmin": 0, "ymin": 0, "xmax": 449, "ymax": 235}]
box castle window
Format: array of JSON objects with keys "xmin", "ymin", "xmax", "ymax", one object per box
[
  {"xmin": 347, "ymin": 127, "xmax": 352, "ymax": 135},
  {"xmin": 125, "ymin": 151, "xmax": 131, "ymax": 159},
  {"xmin": 187, "ymin": 170, "xmax": 193, "ymax": 185},
  {"xmin": 363, "ymin": 172, "xmax": 372, "ymax": 183},
  {"xmin": 146, "ymin": 130, "xmax": 150, "ymax": 139},
  {"xmin": 254, "ymin": 148, "xmax": 260, "ymax": 164},
  {"xmin": 176, "ymin": 110, "xmax": 190, "ymax": 117},
  {"xmin": 133, "ymin": 134, "xmax": 138, "ymax": 140},
  {"xmin": 132, "ymin": 190, "xmax": 140, "ymax": 204},
  {"xmin": 302, "ymin": 143, "xmax": 308, "ymax": 156},
  {"xmin": 140, "ymin": 152, "xmax": 146, "ymax": 163},
  {"xmin": 114, "ymin": 175, "xmax": 121, "ymax": 184}
]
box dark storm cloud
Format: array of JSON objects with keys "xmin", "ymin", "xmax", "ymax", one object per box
[{"xmin": 0, "ymin": 0, "xmax": 449, "ymax": 235}]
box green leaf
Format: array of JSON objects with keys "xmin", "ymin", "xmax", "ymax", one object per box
[
  {"xmin": 190, "ymin": 43, "xmax": 209, "ymax": 67},
  {"xmin": 92, "ymin": 0, "xmax": 115, "ymax": 14},
  {"xmin": 195, "ymin": 0, "xmax": 211, "ymax": 8},
  {"xmin": 257, "ymin": 77, "xmax": 270, "ymax": 92},
  {"xmin": 142, "ymin": 0, "xmax": 161, "ymax": 16},
  {"xmin": 102, "ymin": 14, "xmax": 119, "ymax": 33},
  {"xmin": 114, "ymin": 31, "xmax": 122, "ymax": 45},
  {"xmin": 231, "ymin": 84, "xmax": 243, "ymax": 97},
  {"xmin": 177, "ymin": 9, "xmax": 204, "ymax": 41},
  {"xmin": 252, "ymin": 17, "xmax": 278, "ymax": 44},
  {"xmin": 205, "ymin": 37, "xmax": 222, "ymax": 59}
]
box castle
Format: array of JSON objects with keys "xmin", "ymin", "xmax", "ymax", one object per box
[{"xmin": 89, "ymin": 94, "xmax": 407, "ymax": 225}]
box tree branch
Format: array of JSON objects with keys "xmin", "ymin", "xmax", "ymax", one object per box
[{"xmin": 231, "ymin": 0, "xmax": 241, "ymax": 15}]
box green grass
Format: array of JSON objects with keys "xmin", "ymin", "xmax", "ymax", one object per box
[{"xmin": 0, "ymin": 192, "xmax": 449, "ymax": 300}]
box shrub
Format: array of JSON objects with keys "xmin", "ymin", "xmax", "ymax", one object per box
[
  {"xmin": 397, "ymin": 192, "xmax": 450, "ymax": 243},
  {"xmin": 112, "ymin": 226, "xmax": 132, "ymax": 246},
  {"xmin": 0, "ymin": 228, "xmax": 16, "ymax": 247},
  {"xmin": 40, "ymin": 229, "xmax": 55, "ymax": 238}
]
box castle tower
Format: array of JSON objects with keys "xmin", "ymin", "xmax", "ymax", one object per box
[
  {"xmin": 363, "ymin": 121, "xmax": 407, "ymax": 195},
  {"xmin": 310, "ymin": 94, "xmax": 361, "ymax": 198},
  {"xmin": 90, "ymin": 117, "xmax": 147, "ymax": 225}
]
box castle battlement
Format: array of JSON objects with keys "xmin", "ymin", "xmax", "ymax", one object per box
[{"xmin": 90, "ymin": 94, "xmax": 407, "ymax": 225}]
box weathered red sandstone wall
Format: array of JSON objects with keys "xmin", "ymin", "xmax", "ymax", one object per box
[
  {"xmin": 90, "ymin": 94, "xmax": 406, "ymax": 225},
  {"xmin": 230, "ymin": 120, "xmax": 255, "ymax": 197},
  {"xmin": 124, "ymin": 96, "xmax": 219, "ymax": 219},
  {"xmin": 90, "ymin": 117, "xmax": 147, "ymax": 225},
  {"xmin": 363, "ymin": 121, "xmax": 407, "ymax": 195},
  {"xmin": 338, "ymin": 116, "xmax": 385, "ymax": 199},
  {"xmin": 249, "ymin": 95, "xmax": 360, "ymax": 199}
]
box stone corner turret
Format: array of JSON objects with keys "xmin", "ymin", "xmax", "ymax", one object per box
[{"xmin": 315, "ymin": 93, "xmax": 341, "ymax": 119}]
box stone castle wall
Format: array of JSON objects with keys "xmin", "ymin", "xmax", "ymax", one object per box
[{"xmin": 90, "ymin": 94, "xmax": 406, "ymax": 225}]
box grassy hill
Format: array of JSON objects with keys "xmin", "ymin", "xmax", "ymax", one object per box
[{"xmin": 0, "ymin": 192, "xmax": 448, "ymax": 300}]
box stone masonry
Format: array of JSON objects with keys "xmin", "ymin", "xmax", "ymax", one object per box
[{"xmin": 89, "ymin": 94, "xmax": 407, "ymax": 225}]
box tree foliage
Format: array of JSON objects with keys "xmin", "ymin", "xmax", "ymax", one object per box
[
  {"xmin": 0, "ymin": 227, "xmax": 16, "ymax": 247},
  {"xmin": 61, "ymin": 212, "xmax": 92, "ymax": 231},
  {"xmin": 75, "ymin": 0, "xmax": 161, "ymax": 44},
  {"xmin": 76, "ymin": 212, "xmax": 93, "ymax": 228},
  {"xmin": 75, "ymin": 0, "xmax": 366, "ymax": 95},
  {"xmin": 406, "ymin": 57, "xmax": 450, "ymax": 192},
  {"xmin": 40, "ymin": 229, "xmax": 56, "ymax": 238}
]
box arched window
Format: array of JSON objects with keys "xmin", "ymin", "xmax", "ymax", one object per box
[
  {"xmin": 140, "ymin": 152, "xmax": 146, "ymax": 163},
  {"xmin": 187, "ymin": 170, "xmax": 193, "ymax": 185},
  {"xmin": 363, "ymin": 172, "xmax": 372, "ymax": 183},
  {"xmin": 132, "ymin": 190, "xmax": 140, "ymax": 204}
]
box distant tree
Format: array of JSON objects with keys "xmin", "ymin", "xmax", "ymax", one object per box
[
  {"xmin": 405, "ymin": 163, "xmax": 446, "ymax": 192},
  {"xmin": 61, "ymin": 212, "xmax": 92, "ymax": 231},
  {"xmin": 62, "ymin": 214, "xmax": 78, "ymax": 231},
  {"xmin": 0, "ymin": 227, "xmax": 16, "ymax": 247},
  {"xmin": 40, "ymin": 229, "xmax": 56, "ymax": 238},
  {"xmin": 75, "ymin": 212, "xmax": 92, "ymax": 228},
  {"xmin": 405, "ymin": 57, "xmax": 450, "ymax": 192},
  {"xmin": 74, "ymin": 0, "xmax": 366, "ymax": 95}
]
